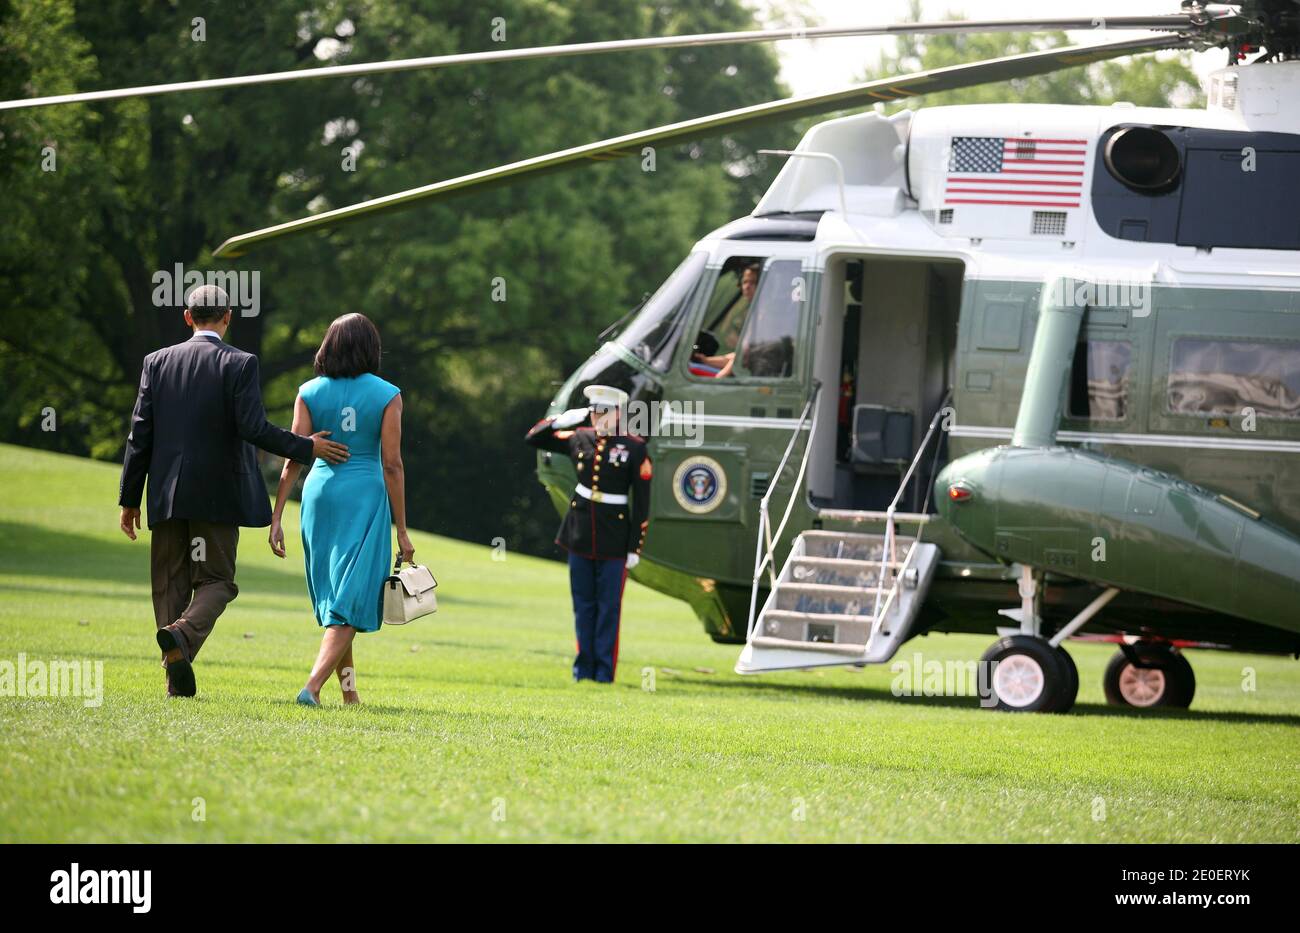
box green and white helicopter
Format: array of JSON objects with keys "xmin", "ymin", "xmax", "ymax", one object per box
[{"xmin": 15, "ymin": 1, "xmax": 1300, "ymax": 712}]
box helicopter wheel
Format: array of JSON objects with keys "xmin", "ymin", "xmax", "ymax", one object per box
[
  {"xmin": 1054, "ymin": 645, "xmax": 1079, "ymax": 714},
  {"xmin": 980, "ymin": 635, "xmax": 1075, "ymax": 713},
  {"xmin": 1103, "ymin": 643, "xmax": 1195, "ymax": 709}
]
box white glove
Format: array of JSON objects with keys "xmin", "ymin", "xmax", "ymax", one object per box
[
  {"xmin": 625, "ymin": 553, "xmax": 640, "ymax": 569},
  {"xmin": 551, "ymin": 407, "xmax": 589, "ymax": 430}
]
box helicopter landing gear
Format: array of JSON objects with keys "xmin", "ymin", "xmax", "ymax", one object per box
[
  {"xmin": 980, "ymin": 570, "xmax": 1118, "ymax": 713},
  {"xmin": 980, "ymin": 635, "xmax": 1078, "ymax": 712},
  {"xmin": 1103, "ymin": 643, "xmax": 1195, "ymax": 709}
]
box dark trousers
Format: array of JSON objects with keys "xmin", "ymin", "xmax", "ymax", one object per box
[
  {"xmin": 567, "ymin": 553, "xmax": 627, "ymax": 683},
  {"xmin": 150, "ymin": 518, "xmax": 239, "ymax": 661}
]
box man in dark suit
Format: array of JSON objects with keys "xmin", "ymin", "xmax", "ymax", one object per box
[{"xmin": 118, "ymin": 284, "xmax": 349, "ymax": 697}]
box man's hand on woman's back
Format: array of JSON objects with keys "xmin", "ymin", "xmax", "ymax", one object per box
[{"xmin": 311, "ymin": 430, "xmax": 350, "ymax": 464}]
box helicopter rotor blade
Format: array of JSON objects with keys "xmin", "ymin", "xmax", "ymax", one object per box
[
  {"xmin": 0, "ymin": 14, "xmax": 1223, "ymax": 113},
  {"xmin": 213, "ymin": 34, "xmax": 1185, "ymax": 259}
]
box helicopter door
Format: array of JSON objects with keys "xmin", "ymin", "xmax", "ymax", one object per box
[{"xmin": 809, "ymin": 256, "xmax": 961, "ymax": 512}]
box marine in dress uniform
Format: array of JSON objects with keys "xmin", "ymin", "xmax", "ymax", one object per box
[{"xmin": 525, "ymin": 385, "xmax": 652, "ymax": 683}]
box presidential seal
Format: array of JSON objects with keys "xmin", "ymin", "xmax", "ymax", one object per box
[{"xmin": 672, "ymin": 455, "xmax": 727, "ymax": 514}]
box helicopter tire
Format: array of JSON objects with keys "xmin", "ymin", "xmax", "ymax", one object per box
[
  {"xmin": 1103, "ymin": 644, "xmax": 1195, "ymax": 709},
  {"xmin": 1054, "ymin": 645, "xmax": 1079, "ymax": 714},
  {"xmin": 979, "ymin": 635, "xmax": 1073, "ymax": 713}
]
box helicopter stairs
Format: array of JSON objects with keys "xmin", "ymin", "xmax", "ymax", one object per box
[{"xmin": 736, "ymin": 530, "xmax": 940, "ymax": 673}]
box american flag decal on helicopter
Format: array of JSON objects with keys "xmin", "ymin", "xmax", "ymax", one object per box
[{"xmin": 944, "ymin": 135, "xmax": 1087, "ymax": 208}]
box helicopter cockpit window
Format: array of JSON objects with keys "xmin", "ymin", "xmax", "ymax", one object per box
[
  {"xmin": 1168, "ymin": 337, "xmax": 1300, "ymax": 420},
  {"xmin": 614, "ymin": 251, "xmax": 707, "ymax": 372},
  {"xmin": 734, "ymin": 259, "xmax": 804, "ymax": 379},
  {"xmin": 1069, "ymin": 341, "xmax": 1131, "ymax": 421},
  {"xmin": 688, "ymin": 257, "xmax": 763, "ymax": 378}
]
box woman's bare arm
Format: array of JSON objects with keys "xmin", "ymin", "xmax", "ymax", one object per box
[
  {"xmin": 269, "ymin": 395, "xmax": 312, "ymax": 557},
  {"xmin": 381, "ymin": 393, "xmax": 414, "ymax": 562}
]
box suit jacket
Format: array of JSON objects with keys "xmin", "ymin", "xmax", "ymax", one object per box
[{"xmin": 118, "ymin": 334, "xmax": 315, "ymax": 528}]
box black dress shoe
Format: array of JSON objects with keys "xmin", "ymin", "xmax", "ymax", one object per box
[{"xmin": 157, "ymin": 628, "xmax": 196, "ymax": 698}]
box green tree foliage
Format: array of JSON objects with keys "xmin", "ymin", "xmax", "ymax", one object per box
[
  {"xmin": 863, "ymin": 1, "xmax": 1205, "ymax": 110},
  {"xmin": 0, "ymin": 0, "xmax": 1209, "ymax": 557},
  {"xmin": 0, "ymin": 0, "xmax": 788, "ymax": 553}
]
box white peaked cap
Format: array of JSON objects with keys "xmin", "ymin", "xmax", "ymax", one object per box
[{"xmin": 583, "ymin": 384, "xmax": 629, "ymax": 410}]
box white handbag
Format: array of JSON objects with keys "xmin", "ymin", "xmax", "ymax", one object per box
[{"xmin": 381, "ymin": 557, "xmax": 438, "ymax": 625}]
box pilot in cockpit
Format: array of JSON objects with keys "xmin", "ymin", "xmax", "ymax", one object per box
[{"xmin": 690, "ymin": 262, "xmax": 760, "ymax": 378}]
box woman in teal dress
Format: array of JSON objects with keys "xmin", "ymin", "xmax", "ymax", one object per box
[{"xmin": 269, "ymin": 313, "xmax": 414, "ymax": 705}]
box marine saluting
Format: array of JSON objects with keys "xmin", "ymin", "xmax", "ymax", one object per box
[{"xmin": 526, "ymin": 385, "xmax": 652, "ymax": 684}]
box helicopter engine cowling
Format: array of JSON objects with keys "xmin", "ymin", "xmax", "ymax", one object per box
[{"xmin": 935, "ymin": 445, "xmax": 1300, "ymax": 636}]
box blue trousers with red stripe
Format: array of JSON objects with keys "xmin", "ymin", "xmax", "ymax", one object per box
[{"xmin": 568, "ymin": 553, "xmax": 627, "ymax": 682}]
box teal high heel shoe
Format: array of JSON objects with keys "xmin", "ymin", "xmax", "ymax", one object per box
[{"xmin": 296, "ymin": 688, "xmax": 320, "ymax": 706}]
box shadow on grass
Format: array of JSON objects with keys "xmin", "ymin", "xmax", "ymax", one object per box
[
  {"xmin": 687, "ymin": 675, "xmax": 1300, "ymax": 726},
  {"xmin": 0, "ymin": 520, "xmax": 299, "ymax": 594},
  {"xmin": 0, "ymin": 520, "xmax": 494, "ymax": 608},
  {"xmin": 33, "ymin": 643, "xmax": 1300, "ymax": 729},
  {"xmin": 73, "ymin": 638, "xmax": 1300, "ymax": 728},
  {"xmin": 240, "ymin": 674, "xmax": 1300, "ymax": 729}
]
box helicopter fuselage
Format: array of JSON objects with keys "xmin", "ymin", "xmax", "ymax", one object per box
[{"xmin": 536, "ymin": 63, "xmax": 1300, "ymax": 657}]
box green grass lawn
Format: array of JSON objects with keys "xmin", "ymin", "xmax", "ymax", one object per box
[{"xmin": 0, "ymin": 441, "xmax": 1297, "ymax": 842}]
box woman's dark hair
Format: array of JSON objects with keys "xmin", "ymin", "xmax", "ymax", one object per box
[{"xmin": 314, "ymin": 313, "xmax": 381, "ymax": 378}]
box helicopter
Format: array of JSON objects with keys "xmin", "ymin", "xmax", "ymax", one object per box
[{"xmin": 12, "ymin": 2, "xmax": 1300, "ymax": 712}]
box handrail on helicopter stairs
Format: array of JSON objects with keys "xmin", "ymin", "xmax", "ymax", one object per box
[
  {"xmin": 867, "ymin": 393, "xmax": 951, "ymax": 644},
  {"xmin": 745, "ymin": 381, "xmax": 821, "ymax": 640},
  {"xmin": 743, "ymin": 388, "xmax": 951, "ymax": 654}
]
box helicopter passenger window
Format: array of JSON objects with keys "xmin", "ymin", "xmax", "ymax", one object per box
[
  {"xmin": 689, "ymin": 257, "xmax": 763, "ymax": 378},
  {"xmin": 734, "ymin": 259, "xmax": 804, "ymax": 379},
  {"xmin": 1069, "ymin": 341, "xmax": 1131, "ymax": 421},
  {"xmin": 614, "ymin": 251, "xmax": 707, "ymax": 372},
  {"xmin": 1168, "ymin": 337, "xmax": 1300, "ymax": 420}
]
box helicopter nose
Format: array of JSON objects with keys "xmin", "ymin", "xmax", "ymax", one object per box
[{"xmin": 934, "ymin": 451, "xmax": 995, "ymax": 540}]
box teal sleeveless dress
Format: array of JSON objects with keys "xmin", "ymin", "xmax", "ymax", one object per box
[{"xmin": 298, "ymin": 373, "xmax": 401, "ymax": 633}]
